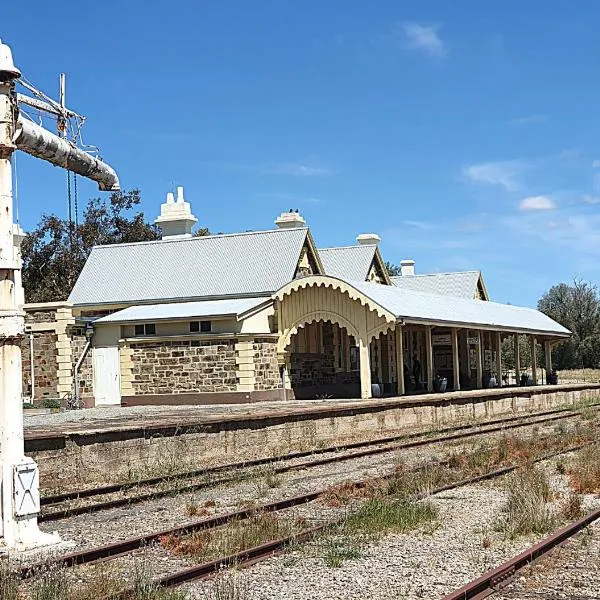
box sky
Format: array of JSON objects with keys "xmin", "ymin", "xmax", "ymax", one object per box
[{"xmin": 4, "ymin": 1, "xmax": 600, "ymax": 307}]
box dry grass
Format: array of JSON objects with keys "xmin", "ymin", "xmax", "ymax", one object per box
[
  {"xmin": 565, "ymin": 445, "xmax": 600, "ymax": 493},
  {"xmin": 558, "ymin": 368, "xmax": 600, "ymax": 383},
  {"xmin": 560, "ymin": 491, "xmax": 584, "ymax": 521},
  {"xmin": 160, "ymin": 512, "xmax": 299, "ymax": 561},
  {"xmin": 0, "ymin": 560, "xmax": 19, "ymax": 600},
  {"xmin": 185, "ymin": 500, "xmax": 210, "ymax": 517},
  {"xmin": 202, "ymin": 571, "xmax": 249, "ymax": 600},
  {"xmin": 495, "ymin": 466, "xmax": 557, "ymax": 539}
]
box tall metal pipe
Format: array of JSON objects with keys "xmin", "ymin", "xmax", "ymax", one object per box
[{"xmin": 14, "ymin": 117, "xmax": 120, "ymax": 191}]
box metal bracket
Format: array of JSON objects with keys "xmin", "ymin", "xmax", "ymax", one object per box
[{"xmin": 13, "ymin": 461, "xmax": 40, "ymax": 517}]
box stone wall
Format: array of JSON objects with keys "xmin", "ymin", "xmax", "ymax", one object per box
[
  {"xmin": 27, "ymin": 383, "xmax": 600, "ymax": 487},
  {"xmin": 130, "ymin": 339, "xmax": 237, "ymax": 395},
  {"xmin": 253, "ymin": 338, "xmax": 280, "ymax": 391},
  {"xmin": 290, "ymin": 353, "xmax": 336, "ymax": 387},
  {"xmin": 71, "ymin": 328, "xmax": 94, "ymax": 400},
  {"xmin": 21, "ymin": 331, "xmax": 58, "ymax": 400}
]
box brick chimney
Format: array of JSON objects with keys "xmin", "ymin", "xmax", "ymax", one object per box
[
  {"xmin": 275, "ymin": 209, "xmax": 306, "ymax": 229},
  {"xmin": 400, "ymin": 259, "xmax": 415, "ymax": 277},
  {"xmin": 155, "ymin": 186, "xmax": 198, "ymax": 239},
  {"xmin": 356, "ymin": 233, "xmax": 381, "ymax": 246}
]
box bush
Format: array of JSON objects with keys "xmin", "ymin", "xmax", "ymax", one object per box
[
  {"xmin": 43, "ymin": 398, "xmax": 61, "ymax": 409},
  {"xmin": 495, "ymin": 466, "xmax": 556, "ymax": 539}
]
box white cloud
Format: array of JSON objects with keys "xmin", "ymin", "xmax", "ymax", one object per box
[
  {"xmin": 593, "ymin": 160, "xmax": 600, "ymax": 169},
  {"xmin": 582, "ymin": 194, "xmax": 600, "ymax": 204},
  {"xmin": 462, "ymin": 160, "xmax": 526, "ymax": 191},
  {"xmin": 267, "ymin": 163, "xmax": 331, "ymax": 176},
  {"xmin": 509, "ymin": 114, "xmax": 548, "ymax": 125},
  {"xmin": 402, "ymin": 23, "xmax": 447, "ymax": 59},
  {"xmin": 519, "ymin": 195, "xmax": 557, "ymax": 211}
]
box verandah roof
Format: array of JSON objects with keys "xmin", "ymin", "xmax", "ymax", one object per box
[{"xmin": 274, "ymin": 276, "xmax": 570, "ymax": 337}]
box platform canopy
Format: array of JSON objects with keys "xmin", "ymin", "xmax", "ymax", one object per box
[{"xmin": 274, "ymin": 275, "xmax": 570, "ymax": 340}]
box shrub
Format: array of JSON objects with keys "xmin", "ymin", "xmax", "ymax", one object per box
[{"xmin": 495, "ymin": 466, "xmax": 556, "ymax": 539}]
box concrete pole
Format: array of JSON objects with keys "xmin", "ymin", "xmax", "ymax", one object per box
[
  {"xmin": 451, "ymin": 327, "xmax": 460, "ymax": 391},
  {"xmin": 514, "ymin": 333, "xmax": 521, "ymax": 386},
  {"xmin": 359, "ymin": 337, "xmax": 372, "ymax": 399},
  {"xmin": 476, "ymin": 330, "xmax": 483, "ymax": 388},
  {"xmin": 395, "ymin": 325, "xmax": 405, "ymax": 396},
  {"xmin": 495, "ymin": 331, "xmax": 503, "ymax": 387},
  {"xmin": 376, "ymin": 336, "xmax": 383, "ymax": 384},
  {"xmin": 425, "ymin": 326, "xmax": 434, "ymax": 392},
  {"xmin": 0, "ymin": 42, "xmax": 58, "ymax": 550},
  {"xmin": 531, "ymin": 336, "xmax": 537, "ymax": 385},
  {"xmin": 544, "ymin": 340, "xmax": 552, "ymax": 379}
]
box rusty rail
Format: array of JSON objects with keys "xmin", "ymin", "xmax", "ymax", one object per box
[
  {"xmin": 39, "ymin": 406, "xmax": 590, "ymax": 521},
  {"xmin": 100, "ymin": 442, "xmax": 594, "ymax": 599},
  {"xmin": 441, "ymin": 505, "xmax": 600, "ymax": 599},
  {"xmin": 22, "ymin": 436, "xmax": 592, "ymax": 582}
]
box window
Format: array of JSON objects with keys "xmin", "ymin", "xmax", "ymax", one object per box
[
  {"xmin": 134, "ymin": 323, "xmax": 156, "ymax": 336},
  {"xmin": 190, "ymin": 320, "xmax": 211, "ymax": 333}
]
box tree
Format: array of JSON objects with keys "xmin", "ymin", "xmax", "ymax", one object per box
[
  {"xmin": 385, "ymin": 261, "xmax": 402, "ymax": 277},
  {"xmin": 537, "ymin": 279, "xmax": 600, "ymax": 369},
  {"xmin": 22, "ymin": 189, "xmax": 160, "ymax": 303}
]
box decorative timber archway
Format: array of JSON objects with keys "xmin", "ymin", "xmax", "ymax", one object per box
[{"xmin": 274, "ymin": 276, "xmax": 397, "ymax": 399}]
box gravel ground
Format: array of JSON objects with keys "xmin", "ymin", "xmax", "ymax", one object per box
[{"xmin": 185, "ymin": 451, "xmax": 600, "ymax": 600}]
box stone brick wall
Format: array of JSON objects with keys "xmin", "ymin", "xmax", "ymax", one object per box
[
  {"xmin": 26, "ymin": 309, "xmax": 57, "ymax": 323},
  {"xmin": 290, "ymin": 353, "xmax": 336, "ymax": 387},
  {"xmin": 130, "ymin": 339, "xmax": 237, "ymax": 395},
  {"xmin": 71, "ymin": 328, "xmax": 94, "ymax": 399},
  {"xmin": 21, "ymin": 332, "xmax": 58, "ymax": 400},
  {"xmin": 253, "ymin": 338, "xmax": 280, "ymax": 391}
]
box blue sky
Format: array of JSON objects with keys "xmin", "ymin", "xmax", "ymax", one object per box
[{"xmin": 5, "ymin": 1, "xmax": 600, "ymax": 306}]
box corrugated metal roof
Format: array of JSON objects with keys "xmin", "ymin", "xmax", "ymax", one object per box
[
  {"xmin": 95, "ymin": 297, "xmax": 269, "ymax": 324},
  {"xmin": 319, "ymin": 245, "xmax": 377, "ymax": 281},
  {"xmin": 69, "ymin": 228, "xmax": 308, "ymax": 306},
  {"xmin": 349, "ymin": 279, "xmax": 569, "ymax": 336},
  {"xmin": 391, "ymin": 271, "xmax": 482, "ymax": 299}
]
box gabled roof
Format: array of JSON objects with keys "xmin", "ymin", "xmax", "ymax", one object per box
[
  {"xmin": 69, "ymin": 228, "xmax": 313, "ymax": 306},
  {"xmin": 95, "ymin": 297, "xmax": 270, "ymax": 324},
  {"xmin": 319, "ymin": 245, "xmax": 391, "ymax": 284},
  {"xmin": 391, "ymin": 271, "xmax": 487, "ymax": 300}
]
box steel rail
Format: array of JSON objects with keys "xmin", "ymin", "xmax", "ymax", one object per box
[
  {"xmin": 101, "ymin": 442, "xmax": 595, "ymax": 600},
  {"xmin": 39, "ymin": 406, "xmax": 591, "ymax": 522},
  {"xmin": 441, "ymin": 505, "xmax": 600, "ymax": 600},
  {"xmin": 22, "ymin": 438, "xmax": 593, "ymax": 581}
]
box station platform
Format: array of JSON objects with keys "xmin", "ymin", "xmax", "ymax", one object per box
[{"xmin": 24, "ymin": 383, "xmax": 600, "ymax": 488}]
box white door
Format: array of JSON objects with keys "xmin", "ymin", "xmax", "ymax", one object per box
[{"xmin": 93, "ymin": 347, "xmax": 121, "ymax": 405}]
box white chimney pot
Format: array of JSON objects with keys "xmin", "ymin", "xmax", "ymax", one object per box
[
  {"xmin": 155, "ymin": 186, "xmax": 198, "ymax": 239},
  {"xmin": 275, "ymin": 210, "xmax": 306, "ymax": 229},
  {"xmin": 356, "ymin": 233, "xmax": 381, "ymax": 246},
  {"xmin": 400, "ymin": 259, "xmax": 415, "ymax": 277}
]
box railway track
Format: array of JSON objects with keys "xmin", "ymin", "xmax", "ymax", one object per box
[
  {"xmin": 22, "ymin": 420, "xmax": 598, "ymax": 596},
  {"xmin": 92, "ymin": 439, "xmax": 597, "ymax": 600},
  {"xmin": 441, "ymin": 504, "xmax": 600, "ymax": 599},
  {"xmin": 39, "ymin": 404, "xmax": 597, "ymax": 521}
]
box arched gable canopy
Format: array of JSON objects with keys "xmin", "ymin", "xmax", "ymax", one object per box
[{"xmin": 274, "ymin": 276, "xmax": 396, "ymax": 352}]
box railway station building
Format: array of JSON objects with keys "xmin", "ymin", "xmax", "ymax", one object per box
[{"xmin": 22, "ymin": 189, "xmax": 570, "ymax": 407}]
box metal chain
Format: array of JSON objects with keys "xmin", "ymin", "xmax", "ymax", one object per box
[
  {"xmin": 67, "ymin": 170, "xmax": 73, "ymax": 249},
  {"xmin": 74, "ymin": 173, "xmax": 79, "ymax": 231}
]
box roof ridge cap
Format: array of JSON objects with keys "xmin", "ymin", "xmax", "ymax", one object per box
[{"xmin": 92, "ymin": 227, "xmax": 308, "ymax": 250}]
